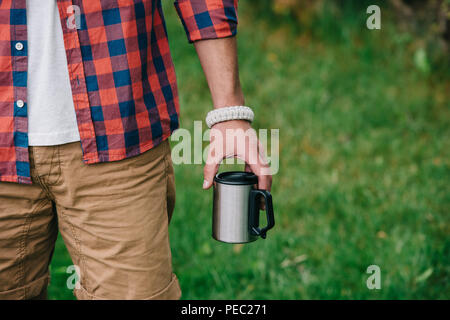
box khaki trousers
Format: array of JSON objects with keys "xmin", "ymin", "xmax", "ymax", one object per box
[{"xmin": 0, "ymin": 140, "xmax": 181, "ymax": 300}]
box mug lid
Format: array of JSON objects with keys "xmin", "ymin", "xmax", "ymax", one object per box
[{"xmin": 214, "ymin": 171, "xmax": 258, "ymax": 185}]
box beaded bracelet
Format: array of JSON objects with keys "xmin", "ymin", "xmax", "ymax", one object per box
[{"xmin": 205, "ymin": 106, "xmax": 254, "ymax": 128}]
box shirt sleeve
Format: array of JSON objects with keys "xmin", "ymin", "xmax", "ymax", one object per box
[{"xmin": 174, "ymin": 0, "xmax": 238, "ymax": 43}]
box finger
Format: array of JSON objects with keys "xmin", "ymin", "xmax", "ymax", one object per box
[
  {"xmin": 258, "ymin": 173, "xmax": 272, "ymax": 210},
  {"xmin": 245, "ymin": 158, "xmax": 270, "ymax": 190},
  {"xmin": 245, "ymin": 150, "xmax": 272, "ymax": 191},
  {"xmin": 259, "ymin": 173, "xmax": 272, "ymax": 192},
  {"xmin": 203, "ymin": 155, "xmax": 220, "ymax": 189},
  {"xmin": 260, "ymin": 197, "xmax": 266, "ymax": 211},
  {"xmin": 257, "ymin": 139, "xmax": 269, "ymax": 166}
]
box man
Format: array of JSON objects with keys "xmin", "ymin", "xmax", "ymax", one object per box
[{"xmin": 0, "ymin": 0, "xmax": 271, "ymax": 300}]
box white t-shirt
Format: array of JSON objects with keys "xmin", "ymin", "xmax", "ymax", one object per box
[{"xmin": 26, "ymin": 0, "xmax": 80, "ymax": 146}]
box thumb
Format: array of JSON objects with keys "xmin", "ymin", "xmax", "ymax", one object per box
[{"xmin": 203, "ymin": 156, "xmax": 220, "ymax": 189}]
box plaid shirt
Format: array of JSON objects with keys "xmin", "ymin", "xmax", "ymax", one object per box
[{"xmin": 0, "ymin": 0, "xmax": 238, "ymax": 184}]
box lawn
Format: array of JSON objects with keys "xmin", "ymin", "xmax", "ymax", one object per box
[{"xmin": 48, "ymin": 1, "xmax": 449, "ymax": 299}]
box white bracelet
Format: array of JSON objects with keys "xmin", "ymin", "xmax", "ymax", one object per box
[{"xmin": 205, "ymin": 106, "xmax": 254, "ymax": 128}]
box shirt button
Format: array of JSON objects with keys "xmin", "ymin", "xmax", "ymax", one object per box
[
  {"xmin": 16, "ymin": 100, "xmax": 25, "ymax": 108},
  {"xmin": 15, "ymin": 42, "xmax": 24, "ymax": 51}
]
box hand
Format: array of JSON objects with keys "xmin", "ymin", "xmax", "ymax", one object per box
[{"xmin": 203, "ymin": 120, "xmax": 272, "ymax": 192}]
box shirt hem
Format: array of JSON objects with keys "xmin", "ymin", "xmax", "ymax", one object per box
[{"xmin": 82, "ymin": 130, "xmax": 176, "ymax": 164}]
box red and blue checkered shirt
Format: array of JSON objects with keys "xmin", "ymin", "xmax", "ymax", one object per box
[{"xmin": 0, "ymin": 0, "xmax": 238, "ymax": 184}]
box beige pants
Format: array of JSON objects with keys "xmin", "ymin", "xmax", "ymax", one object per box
[{"xmin": 0, "ymin": 140, "xmax": 181, "ymax": 300}]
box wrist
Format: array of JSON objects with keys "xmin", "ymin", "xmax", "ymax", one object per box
[
  {"xmin": 211, "ymin": 119, "xmax": 251, "ymax": 129},
  {"xmin": 212, "ymin": 89, "xmax": 245, "ymax": 109}
]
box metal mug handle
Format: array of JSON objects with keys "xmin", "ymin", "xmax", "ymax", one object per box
[{"xmin": 249, "ymin": 189, "xmax": 275, "ymax": 239}]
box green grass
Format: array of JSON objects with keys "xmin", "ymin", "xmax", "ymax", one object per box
[{"xmin": 48, "ymin": 2, "xmax": 449, "ymax": 299}]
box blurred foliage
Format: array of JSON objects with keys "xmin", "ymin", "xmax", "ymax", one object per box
[
  {"xmin": 253, "ymin": 0, "xmax": 449, "ymax": 77},
  {"xmin": 389, "ymin": 0, "xmax": 449, "ymax": 75}
]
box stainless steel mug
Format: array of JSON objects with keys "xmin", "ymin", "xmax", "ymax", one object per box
[{"xmin": 212, "ymin": 171, "xmax": 275, "ymax": 243}]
